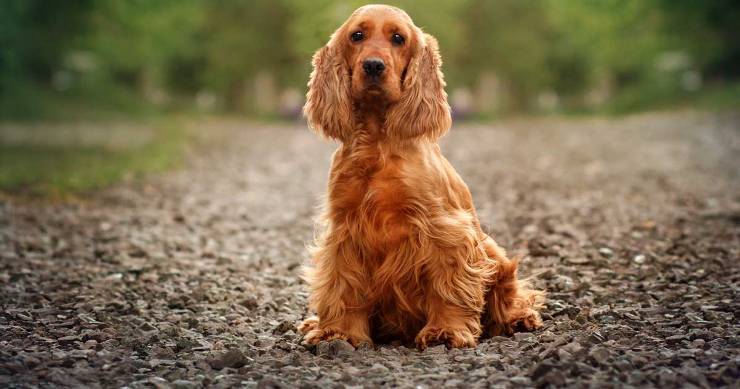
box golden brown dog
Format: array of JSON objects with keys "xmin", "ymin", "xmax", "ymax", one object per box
[{"xmin": 298, "ymin": 4, "xmax": 545, "ymax": 349}]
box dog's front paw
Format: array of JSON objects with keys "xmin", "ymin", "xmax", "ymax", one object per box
[
  {"xmin": 303, "ymin": 327, "xmax": 346, "ymax": 345},
  {"xmin": 415, "ymin": 325, "xmax": 477, "ymax": 350},
  {"xmin": 297, "ymin": 316, "xmax": 319, "ymax": 334},
  {"xmin": 303, "ymin": 327, "xmax": 370, "ymax": 347},
  {"xmin": 299, "ymin": 319, "xmax": 371, "ymax": 347}
]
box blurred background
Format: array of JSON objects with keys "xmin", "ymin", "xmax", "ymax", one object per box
[{"xmin": 1, "ymin": 0, "xmax": 738, "ymax": 195}]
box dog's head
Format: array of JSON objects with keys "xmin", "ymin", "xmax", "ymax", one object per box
[{"xmin": 304, "ymin": 5, "xmax": 451, "ymax": 141}]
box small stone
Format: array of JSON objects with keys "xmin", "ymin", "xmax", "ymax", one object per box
[
  {"xmin": 691, "ymin": 339, "xmax": 706, "ymax": 349},
  {"xmin": 628, "ymin": 371, "xmax": 646, "ymax": 385},
  {"xmin": 562, "ymin": 341, "xmax": 583, "ymax": 354},
  {"xmin": 148, "ymin": 377, "xmax": 169, "ymax": 388},
  {"xmin": 369, "ymin": 363, "xmax": 390, "ymax": 375},
  {"xmin": 16, "ymin": 313, "xmax": 32, "ymax": 321},
  {"xmin": 598, "ymin": 247, "xmax": 614, "ymax": 258},
  {"xmin": 240, "ymin": 297, "xmax": 259, "ymax": 309},
  {"xmin": 22, "ymin": 355, "xmax": 41, "ymax": 368},
  {"xmin": 315, "ymin": 339, "xmax": 355, "ymax": 358},
  {"xmin": 632, "ymin": 254, "xmax": 646, "ymax": 264},
  {"xmin": 589, "ymin": 346, "xmax": 610, "ymax": 365},
  {"xmin": 257, "ymin": 378, "xmax": 284, "ymax": 388},
  {"xmin": 58, "ymin": 335, "xmax": 79, "ymax": 342},
  {"xmin": 666, "ymin": 334, "xmax": 685, "ymax": 343},
  {"xmin": 557, "ymin": 349, "xmax": 572, "ymax": 360},
  {"xmin": 566, "ymin": 257, "xmax": 590, "ymax": 265},
  {"xmin": 678, "ymin": 349, "xmax": 701, "ymax": 358},
  {"xmin": 659, "ymin": 369, "xmax": 679, "ymax": 386},
  {"xmin": 530, "ymin": 360, "xmax": 556, "ymax": 380},
  {"xmin": 538, "ymin": 330, "xmax": 556, "ymax": 343},
  {"xmin": 424, "ymin": 344, "xmax": 447, "ymax": 354},
  {"xmin": 510, "ymin": 377, "xmax": 530, "ymax": 385},
  {"xmin": 140, "ymin": 322, "xmax": 157, "ymax": 331},
  {"xmin": 172, "ymin": 380, "xmax": 197, "ymax": 389},
  {"xmin": 682, "ymin": 368, "xmax": 709, "ymax": 388},
  {"xmin": 553, "ymin": 275, "xmax": 575, "ymax": 291},
  {"xmin": 208, "ymin": 349, "xmax": 249, "ymax": 370},
  {"xmin": 539, "ymin": 370, "xmax": 566, "ymax": 386},
  {"xmin": 514, "ymin": 332, "xmax": 534, "ymax": 342},
  {"xmin": 272, "ymin": 320, "xmax": 295, "ymax": 335},
  {"xmin": 614, "ymin": 358, "xmax": 632, "ymax": 371}
]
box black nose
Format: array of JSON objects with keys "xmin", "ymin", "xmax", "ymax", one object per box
[{"xmin": 363, "ymin": 58, "xmax": 385, "ymax": 77}]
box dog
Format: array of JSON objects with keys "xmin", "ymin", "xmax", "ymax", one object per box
[{"xmin": 298, "ymin": 4, "xmax": 545, "ymax": 349}]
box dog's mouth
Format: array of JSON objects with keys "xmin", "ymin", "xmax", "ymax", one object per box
[
  {"xmin": 357, "ymin": 76, "xmax": 386, "ymax": 97},
  {"xmin": 364, "ymin": 83, "xmax": 384, "ymax": 95},
  {"xmin": 353, "ymin": 71, "xmax": 400, "ymax": 102}
]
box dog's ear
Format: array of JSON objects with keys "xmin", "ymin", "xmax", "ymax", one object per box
[
  {"xmin": 304, "ymin": 30, "xmax": 354, "ymax": 141},
  {"xmin": 385, "ymin": 32, "xmax": 451, "ymax": 140}
]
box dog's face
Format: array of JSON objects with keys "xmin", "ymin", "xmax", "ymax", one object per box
[
  {"xmin": 304, "ymin": 5, "xmax": 451, "ymax": 141},
  {"xmin": 344, "ymin": 7, "xmax": 414, "ymax": 103}
]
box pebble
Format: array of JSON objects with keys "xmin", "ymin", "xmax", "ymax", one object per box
[
  {"xmin": 316, "ymin": 339, "xmax": 355, "ymax": 358},
  {"xmin": 425, "ymin": 344, "xmax": 447, "ymax": 354},
  {"xmin": 557, "ymin": 349, "xmax": 572, "ymax": 360},
  {"xmin": 531, "ymin": 360, "xmax": 556, "ymax": 380},
  {"xmin": 539, "ymin": 370, "xmax": 567, "ymax": 386},
  {"xmin": 369, "ymin": 363, "xmax": 390, "ymax": 375},
  {"xmin": 598, "ymin": 247, "xmax": 614, "ymax": 258},
  {"xmin": 208, "ymin": 350, "xmax": 249, "ymax": 370},
  {"xmin": 566, "ymin": 257, "xmax": 590, "ymax": 265},
  {"xmin": 588, "ymin": 347, "xmax": 611, "ymax": 365},
  {"xmin": 172, "ymin": 379, "xmax": 198, "ymax": 389},
  {"xmin": 514, "ymin": 332, "xmax": 535, "ymax": 342}
]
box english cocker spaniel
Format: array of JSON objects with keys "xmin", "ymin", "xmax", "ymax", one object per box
[{"xmin": 298, "ymin": 4, "xmax": 545, "ymax": 349}]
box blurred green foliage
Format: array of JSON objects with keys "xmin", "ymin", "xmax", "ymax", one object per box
[
  {"xmin": 1, "ymin": 0, "xmax": 738, "ymax": 120},
  {"xmin": 0, "ymin": 120, "xmax": 187, "ymax": 196}
]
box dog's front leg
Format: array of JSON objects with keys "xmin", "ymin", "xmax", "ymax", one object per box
[
  {"xmin": 415, "ymin": 244, "xmax": 487, "ymax": 349},
  {"xmin": 299, "ymin": 238, "xmax": 372, "ymax": 347}
]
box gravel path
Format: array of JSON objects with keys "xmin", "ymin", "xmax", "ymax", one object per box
[{"xmin": 1, "ymin": 111, "xmax": 739, "ymax": 388}]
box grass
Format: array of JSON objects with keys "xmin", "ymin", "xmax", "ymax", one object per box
[
  {"xmin": 691, "ymin": 82, "xmax": 740, "ymax": 111},
  {"xmin": 458, "ymin": 82, "xmax": 740, "ymax": 122},
  {"xmin": 0, "ymin": 79, "xmax": 162, "ymax": 122},
  {"xmin": 0, "ymin": 120, "xmax": 188, "ymax": 198},
  {"xmin": 598, "ymin": 81, "xmax": 740, "ymax": 115}
]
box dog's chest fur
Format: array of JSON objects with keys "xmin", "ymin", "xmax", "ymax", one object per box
[
  {"xmin": 332, "ymin": 142, "xmax": 412, "ymax": 253},
  {"xmin": 329, "ymin": 140, "xmax": 429, "ymax": 340}
]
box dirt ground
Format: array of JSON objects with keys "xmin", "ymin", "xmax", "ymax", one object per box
[{"xmin": 1, "ymin": 111, "xmax": 738, "ymax": 388}]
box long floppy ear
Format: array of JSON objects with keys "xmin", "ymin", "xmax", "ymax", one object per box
[
  {"xmin": 303, "ymin": 32, "xmax": 354, "ymax": 141},
  {"xmin": 385, "ymin": 32, "xmax": 451, "ymax": 140}
]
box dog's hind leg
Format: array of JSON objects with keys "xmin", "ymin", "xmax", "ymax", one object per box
[{"xmin": 481, "ymin": 236, "xmax": 545, "ymax": 336}]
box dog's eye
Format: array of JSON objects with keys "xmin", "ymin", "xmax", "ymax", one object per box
[
  {"xmin": 350, "ymin": 31, "xmax": 364, "ymax": 42},
  {"xmin": 391, "ymin": 33, "xmax": 405, "ymax": 46}
]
